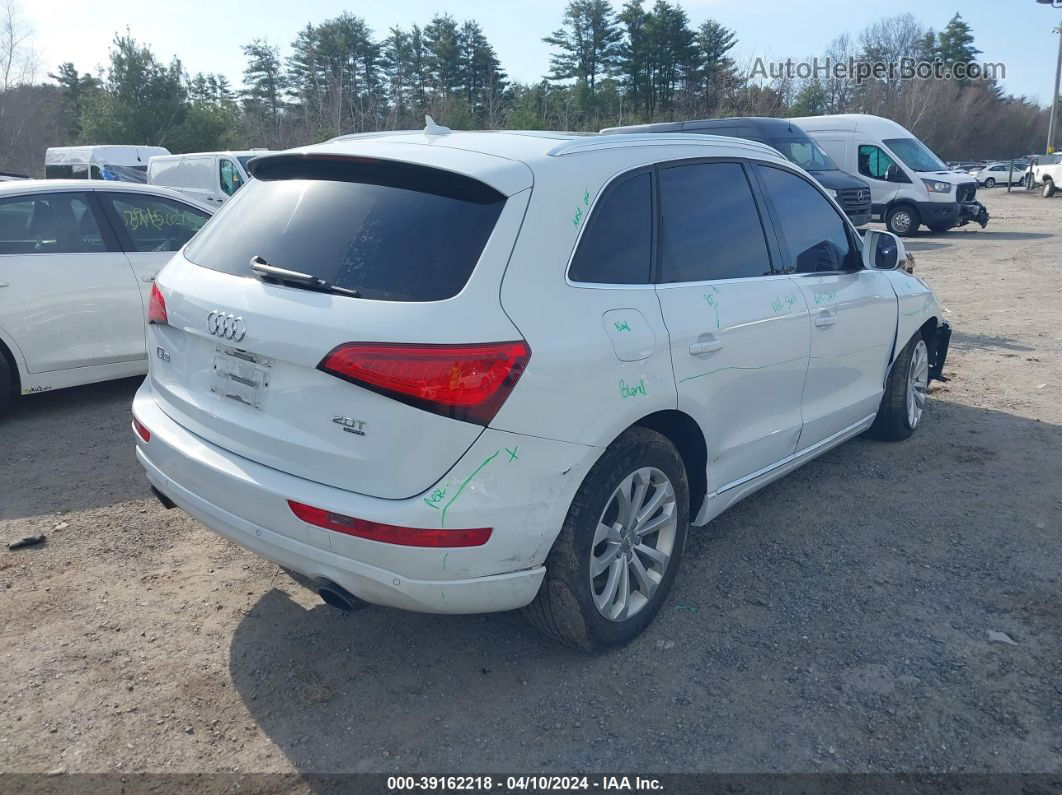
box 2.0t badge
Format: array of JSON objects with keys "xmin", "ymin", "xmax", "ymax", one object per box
[
  {"xmin": 333, "ymin": 415, "xmax": 367, "ymax": 436},
  {"xmin": 207, "ymin": 311, "xmax": 246, "ymax": 342}
]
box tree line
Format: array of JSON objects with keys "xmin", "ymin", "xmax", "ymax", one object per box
[{"xmin": 0, "ymin": 0, "xmax": 1055, "ymax": 177}]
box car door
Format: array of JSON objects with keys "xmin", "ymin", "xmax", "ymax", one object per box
[
  {"xmin": 856, "ymin": 143, "xmax": 904, "ymax": 213},
  {"xmin": 654, "ymin": 160, "xmax": 811, "ymax": 494},
  {"xmin": 0, "ymin": 190, "xmax": 144, "ymax": 372},
  {"xmin": 96, "ymin": 190, "xmax": 212, "ymax": 314},
  {"xmin": 754, "ymin": 164, "xmax": 897, "ymax": 450}
]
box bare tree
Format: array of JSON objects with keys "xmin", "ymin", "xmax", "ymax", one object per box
[{"xmin": 0, "ymin": 0, "xmax": 36, "ymax": 90}]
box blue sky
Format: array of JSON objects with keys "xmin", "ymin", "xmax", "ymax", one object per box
[{"xmin": 28, "ymin": 0, "xmax": 1061, "ymax": 105}]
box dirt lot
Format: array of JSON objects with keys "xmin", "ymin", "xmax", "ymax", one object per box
[{"xmin": 1, "ymin": 188, "xmax": 1060, "ymax": 777}]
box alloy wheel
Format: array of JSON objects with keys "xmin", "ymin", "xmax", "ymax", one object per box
[
  {"xmin": 906, "ymin": 339, "xmax": 929, "ymax": 428},
  {"xmin": 590, "ymin": 467, "xmax": 677, "ymax": 621}
]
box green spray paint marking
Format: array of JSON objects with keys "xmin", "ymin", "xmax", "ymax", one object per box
[
  {"xmin": 441, "ymin": 450, "xmax": 500, "ymax": 527},
  {"xmin": 619, "ymin": 378, "xmax": 647, "ymax": 398},
  {"xmin": 614, "ymin": 320, "xmax": 631, "ymax": 332},
  {"xmin": 680, "ymin": 355, "xmax": 807, "ymax": 384},
  {"xmin": 442, "ymin": 552, "xmax": 449, "ymax": 570},
  {"xmin": 572, "ymin": 207, "xmax": 584, "ymax": 226},
  {"xmin": 423, "ymin": 485, "xmax": 448, "ymax": 510},
  {"xmin": 814, "ymin": 290, "xmax": 838, "ymax": 305},
  {"xmin": 583, "ymin": 189, "xmax": 590, "ymax": 206},
  {"xmin": 771, "ymin": 294, "xmax": 797, "ymax": 313},
  {"xmin": 704, "ymin": 287, "xmax": 722, "ymax": 329},
  {"xmin": 505, "ymin": 446, "xmax": 519, "ymax": 462}
]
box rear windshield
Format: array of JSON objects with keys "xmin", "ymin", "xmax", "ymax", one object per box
[{"xmin": 184, "ymin": 159, "xmax": 506, "ymax": 302}]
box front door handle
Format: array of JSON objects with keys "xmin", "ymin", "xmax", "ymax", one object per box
[
  {"xmin": 142, "ymin": 275, "xmax": 156, "ymax": 283},
  {"xmin": 689, "ymin": 338, "xmax": 724, "ymax": 355},
  {"xmin": 814, "ymin": 311, "xmax": 836, "ymax": 328}
]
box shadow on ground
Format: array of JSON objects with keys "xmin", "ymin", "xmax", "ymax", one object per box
[
  {"xmin": 228, "ymin": 399, "xmax": 1062, "ymax": 774},
  {"xmin": 0, "ymin": 377, "xmax": 146, "ymax": 519}
]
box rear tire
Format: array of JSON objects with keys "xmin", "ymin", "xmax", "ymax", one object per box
[
  {"xmin": 0, "ymin": 356, "xmax": 12, "ymax": 415},
  {"xmin": 1043, "ymin": 179, "xmax": 1056, "ymax": 198},
  {"xmin": 885, "ymin": 204, "xmax": 920, "ymax": 236},
  {"xmin": 524, "ymin": 427, "xmax": 689, "ymax": 652},
  {"xmin": 867, "ymin": 335, "xmax": 930, "ymax": 442},
  {"xmin": 984, "ymin": 177, "xmax": 995, "ymax": 188}
]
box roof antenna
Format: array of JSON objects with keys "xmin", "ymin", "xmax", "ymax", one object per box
[{"xmin": 424, "ymin": 115, "xmax": 451, "ymax": 136}]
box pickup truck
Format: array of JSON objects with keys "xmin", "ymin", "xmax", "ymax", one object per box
[{"xmin": 1026, "ymin": 153, "xmax": 1062, "ymax": 197}]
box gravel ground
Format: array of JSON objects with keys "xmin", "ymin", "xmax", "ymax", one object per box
[{"xmin": 1, "ymin": 188, "xmax": 1060, "ymax": 776}]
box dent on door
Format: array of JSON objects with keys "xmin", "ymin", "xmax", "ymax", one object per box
[{"xmin": 602, "ymin": 308, "xmax": 657, "ymax": 361}]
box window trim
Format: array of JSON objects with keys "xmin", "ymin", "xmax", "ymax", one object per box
[
  {"xmin": 95, "ymin": 190, "xmax": 211, "ymax": 254},
  {"xmin": 751, "ymin": 162, "xmax": 864, "ymax": 278},
  {"xmin": 0, "ymin": 189, "xmax": 120, "ymax": 256},
  {"xmin": 565, "ymin": 164, "xmax": 656, "ymax": 289},
  {"xmin": 566, "ymin": 156, "xmax": 789, "ymax": 290}
]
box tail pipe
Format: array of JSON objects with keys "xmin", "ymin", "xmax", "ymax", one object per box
[{"xmin": 316, "ymin": 580, "xmax": 369, "ymax": 613}]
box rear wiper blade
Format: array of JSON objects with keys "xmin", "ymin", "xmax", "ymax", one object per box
[{"xmin": 249, "ymin": 256, "xmax": 360, "ymax": 297}]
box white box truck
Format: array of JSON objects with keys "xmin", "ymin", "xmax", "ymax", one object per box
[{"xmin": 789, "ymin": 115, "xmax": 989, "ymax": 236}]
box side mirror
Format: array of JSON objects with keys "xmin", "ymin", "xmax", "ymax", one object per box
[
  {"xmin": 885, "ymin": 163, "xmax": 902, "ymax": 182},
  {"xmin": 862, "ymin": 229, "xmax": 907, "ymax": 271}
]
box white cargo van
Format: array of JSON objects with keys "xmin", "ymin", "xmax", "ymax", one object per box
[
  {"xmin": 45, "ymin": 146, "xmax": 170, "ymax": 183},
  {"xmin": 789, "ymin": 115, "xmax": 989, "ymax": 236},
  {"xmin": 147, "ymin": 150, "xmax": 267, "ymax": 206}
]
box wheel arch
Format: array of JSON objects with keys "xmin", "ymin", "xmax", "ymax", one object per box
[
  {"xmin": 629, "ymin": 409, "xmax": 708, "ymax": 522},
  {"xmin": 0, "ymin": 332, "xmax": 23, "ymax": 397}
]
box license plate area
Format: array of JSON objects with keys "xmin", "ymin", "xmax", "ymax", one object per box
[{"xmin": 210, "ymin": 345, "xmax": 272, "ymax": 409}]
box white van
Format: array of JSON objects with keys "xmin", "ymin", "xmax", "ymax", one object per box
[
  {"xmin": 147, "ymin": 150, "xmax": 267, "ymax": 207},
  {"xmin": 789, "ymin": 115, "xmax": 989, "ymax": 236},
  {"xmin": 45, "ymin": 146, "xmax": 170, "ymax": 183}
]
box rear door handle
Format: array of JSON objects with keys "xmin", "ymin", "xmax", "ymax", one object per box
[
  {"xmin": 814, "ymin": 311, "xmax": 836, "ymax": 328},
  {"xmin": 142, "ymin": 275, "xmax": 156, "ymax": 282},
  {"xmin": 689, "ymin": 338, "xmax": 724, "ymax": 355}
]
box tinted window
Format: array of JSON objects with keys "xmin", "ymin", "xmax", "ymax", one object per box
[
  {"xmin": 104, "ymin": 193, "xmax": 210, "ymax": 252},
  {"xmin": 658, "ymin": 162, "xmax": 772, "ymax": 282},
  {"xmin": 569, "ymin": 172, "xmax": 651, "ymax": 284},
  {"xmin": 0, "ymin": 192, "xmax": 106, "ymax": 255},
  {"xmin": 757, "ymin": 165, "xmax": 860, "ymax": 274},
  {"xmin": 185, "ymin": 161, "xmax": 505, "ymax": 302}
]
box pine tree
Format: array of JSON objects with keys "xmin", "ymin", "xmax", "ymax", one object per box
[
  {"xmin": 241, "ymin": 40, "xmax": 286, "ymax": 124},
  {"xmin": 936, "ymin": 13, "xmax": 980, "ymax": 66},
  {"xmin": 542, "ymin": 0, "xmax": 622, "ymax": 94},
  {"xmin": 424, "ymin": 14, "xmax": 462, "ymax": 97},
  {"xmin": 458, "ymin": 20, "xmax": 507, "ymax": 126},
  {"xmin": 696, "ymin": 20, "xmax": 737, "ymax": 114}
]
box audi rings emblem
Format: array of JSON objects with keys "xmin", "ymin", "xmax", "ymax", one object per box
[{"xmin": 207, "ymin": 311, "xmax": 247, "ymax": 342}]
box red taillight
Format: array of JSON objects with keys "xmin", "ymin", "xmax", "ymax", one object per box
[
  {"xmin": 317, "ymin": 341, "xmax": 530, "ymax": 425},
  {"xmin": 288, "ymin": 500, "xmax": 491, "ymax": 548},
  {"xmin": 147, "ymin": 283, "xmax": 168, "ymax": 325},
  {"xmin": 132, "ymin": 416, "xmax": 151, "ymax": 442}
]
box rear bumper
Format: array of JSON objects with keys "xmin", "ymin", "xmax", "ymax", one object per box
[{"xmin": 133, "ymin": 383, "xmax": 597, "ymax": 614}]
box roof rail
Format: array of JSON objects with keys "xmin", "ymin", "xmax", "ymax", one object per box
[{"xmin": 547, "ymin": 133, "xmax": 782, "ymax": 158}]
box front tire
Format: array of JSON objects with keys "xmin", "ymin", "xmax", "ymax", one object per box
[
  {"xmin": 885, "ymin": 204, "xmax": 920, "ymax": 236},
  {"xmin": 868, "ymin": 335, "xmax": 930, "ymax": 441},
  {"xmin": 524, "ymin": 427, "xmax": 689, "ymax": 652},
  {"xmin": 1043, "ymin": 179, "xmax": 1056, "ymax": 198}
]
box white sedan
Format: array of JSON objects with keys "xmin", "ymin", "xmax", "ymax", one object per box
[
  {"xmin": 0, "ymin": 180, "xmax": 213, "ymax": 412},
  {"xmin": 972, "ymin": 162, "xmax": 1027, "ymax": 187}
]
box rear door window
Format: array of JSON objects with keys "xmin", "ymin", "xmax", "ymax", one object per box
[
  {"xmin": 101, "ymin": 193, "xmax": 211, "ymax": 252},
  {"xmin": 657, "ymin": 162, "xmax": 773, "ymax": 282},
  {"xmin": 184, "ymin": 159, "xmax": 506, "ymax": 302},
  {"xmin": 568, "ymin": 171, "xmax": 652, "ymax": 284}
]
